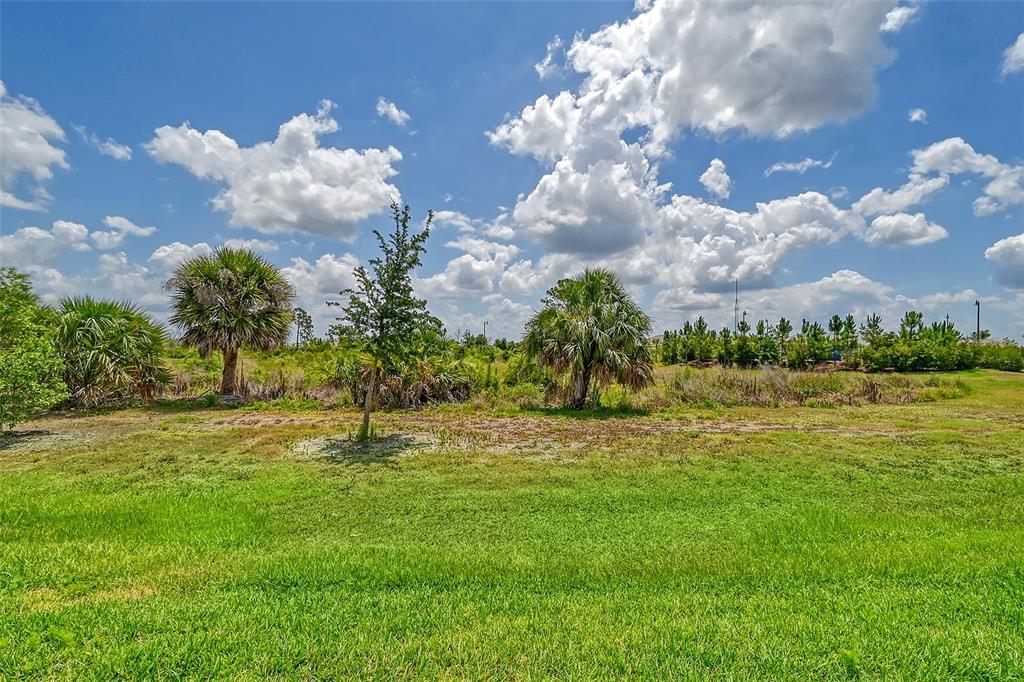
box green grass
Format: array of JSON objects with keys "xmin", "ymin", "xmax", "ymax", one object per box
[{"xmin": 1, "ymin": 371, "xmax": 1023, "ymax": 679}]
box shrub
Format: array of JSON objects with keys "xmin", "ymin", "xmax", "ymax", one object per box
[
  {"xmin": 0, "ymin": 269, "xmax": 67, "ymax": 430},
  {"xmin": 54, "ymin": 297, "xmax": 169, "ymax": 407}
]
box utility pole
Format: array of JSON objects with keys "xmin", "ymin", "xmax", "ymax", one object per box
[
  {"xmin": 483, "ymin": 321, "xmax": 488, "ymax": 343},
  {"xmin": 975, "ymin": 300, "xmax": 981, "ymax": 342},
  {"xmin": 734, "ymin": 279, "xmax": 739, "ymax": 332}
]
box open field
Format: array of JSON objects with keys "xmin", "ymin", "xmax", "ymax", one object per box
[{"xmin": 1, "ymin": 370, "xmax": 1023, "ymax": 679}]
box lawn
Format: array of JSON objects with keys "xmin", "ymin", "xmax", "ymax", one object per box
[{"xmin": 1, "ymin": 370, "xmax": 1022, "ymax": 679}]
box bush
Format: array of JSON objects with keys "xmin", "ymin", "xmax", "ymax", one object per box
[
  {"xmin": 0, "ymin": 269, "xmax": 67, "ymax": 431},
  {"xmin": 54, "ymin": 297, "xmax": 169, "ymax": 406}
]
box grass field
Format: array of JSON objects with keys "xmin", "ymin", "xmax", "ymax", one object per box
[{"xmin": 1, "ymin": 370, "xmax": 1022, "ymax": 679}]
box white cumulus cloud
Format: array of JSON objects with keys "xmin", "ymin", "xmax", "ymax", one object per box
[
  {"xmin": 0, "ymin": 81, "xmax": 69, "ymax": 211},
  {"xmin": 985, "ymin": 233, "xmax": 1024, "ymax": 289},
  {"xmin": 375, "ymin": 97, "xmax": 411, "ymax": 127},
  {"xmin": 865, "ymin": 212, "xmax": 948, "ymax": 246},
  {"xmin": 699, "ymin": 158, "xmax": 731, "ymax": 200},
  {"xmin": 1000, "ymin": 33, "xmax": 1024, "ymax": 77},
  {"xmin": 145, "ymin": 100, "xmax": 402, "ymax": 238}
]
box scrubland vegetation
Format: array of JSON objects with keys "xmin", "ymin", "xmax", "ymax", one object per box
[{"xmin": 3, "ymin": 203, "xmax": 1024, "ymax": 678}]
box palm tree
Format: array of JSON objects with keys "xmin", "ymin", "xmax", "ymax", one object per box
[
  {"xmin": 165, "ymin": 247, "xmax": 295, "ymax": 395},
  {"xmin": 54, "ymin": 297, "xmax": 169, "ymax": 406},
  {"xmin": 524, "ymin": 268, "xmax": 653, "ymax": 409}
]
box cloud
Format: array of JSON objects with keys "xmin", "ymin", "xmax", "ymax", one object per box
[
  {"xmin": 145, "ymin": 100, "xmax": 402, "ymax": 238},
  {"xmin": 907, "ymin": 107, "xmax": 927, "ymax": 124},
  {"xmin": 563, "ymin": 0, "xmax": 897, "ymax": 147},
  {"xmin": 375, "ymin": 97, "xmax": 411, "ymax": 127},
  {"xmin": 0, "ymin": 219, "xmax": 91, "ymax": 264},
  {"xmin": 148, "ymin": 241, "xmax": 212, "ymax": 272},
  {"xmin": 852, "ymin": 173, "xmax": 949, "ymax": 216},
  {"xmin": 853, "ymin": 137, "xmax": 1023, "ymax": 217},
  {"xmin": 535, "ymin": 35, "xmax": 566, "ymax": 79},
  {"xmin": 487, "ymin": 91, "xmax": 581, "ymax": 163},
  {"xmin": 1000, "ymin": 33, "xmax": 1024, "ymax": 77},
  {"xmin": 865, "ymin": 212, "xmax": 948, "ymax": 246},
  {"xmin": 490, "ymin": 0, "xmax": 901, "ymax": 274},
  {"xmin": 416, "ymin": 237, "xmax": 519, "ymax": 299},
  {"xmin": 765, "ymin": 153, "xmax": 836, "ymax": 177},
  {"xmin": 699, "ymin": 158, "xmax": 731, "ymax": 199},
  {"xmin": 911, "ymin": 137, "xmax": 1024, "ymax": 216},
  {"xmin": 73, "ymin": 125, "xmax": 132, "ymax": 160},
  {"xmin": 985, "ymin": 233, "xmax": 1024, "ymax": 289},
  {"xmin": 90, "ymin": 215, "xmax": 157, "ymax": 249},
  {"xmin": 0, "ymin": 81, "xmax": 68, "ymax": 210},
  {"xmin": 880, "ymin": 3, "xmax": 920, "ymax": 33},
  {"xmin": 281, "ymin": 253, "xmax": 362, "ymax": 332},
  {"xmin": 222, "ymin": 238, "xmax": 280, "ymax": 252},
  {"xmin": 511, "ymin": 146, "xmax": 663, "ymax": 256}
]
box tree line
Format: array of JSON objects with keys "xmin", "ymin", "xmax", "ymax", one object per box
[
  {"xmin": 3, "ymin": 201, "xmax": 1022, "ymax": 435},
  {"xmin": 658, "ymin": 311, "xmax": 1022, "ymax": 372}
]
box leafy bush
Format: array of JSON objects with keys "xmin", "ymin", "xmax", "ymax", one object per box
[{"xmin": 0, "ymin": 269, "xmax": 67, "ymax": 430}]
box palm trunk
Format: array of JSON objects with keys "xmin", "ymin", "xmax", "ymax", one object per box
[
  {"xmin": 568, "ymin": 366, "xmax": 592, "ymax": 409},
  {"xmin": 359, "ymin": 365, "xmax": 375, "ymax": 440},
  {"xmin": 221, "ymin": 346, "xmax": 239, "ymax": 395}
]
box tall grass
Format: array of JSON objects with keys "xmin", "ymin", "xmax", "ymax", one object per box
[{"xmin": 660, "ymin": 366, "xmax": 970, "ymax": 408}]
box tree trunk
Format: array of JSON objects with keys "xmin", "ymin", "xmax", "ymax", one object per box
[
  {"xmin": 359, "ymin": 365, "xmax": 375, "ymax": 440},
  {"xmin": 568, "ymin": 366, "xmax": 591, "ymax": 409},
  {"xmin": 221, "ymin": 346, "xmax": 239, "ymax": 395}
]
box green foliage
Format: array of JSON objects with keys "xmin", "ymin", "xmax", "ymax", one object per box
[
  {"xmin": 525, "ymin": 268, "xmax": 654, "ymax": 409},
  {"xmin": 333, "ymin": 203, "xmax": 439, "ymax": 437},
  {"xmin": 54, "ymin": 297, "xmax": 169, "ymax": 407},
  {"xmin": 166, "ymin": 247, "xmax": 296, "ymax": 395},
  {"xmin": 0, "ymin": 269, "xmax": 66, "ymax": 430},
  {"xmin": 660, "ymin": 309, "xmax": 1022, "ymax": 373},
  {"xmin": 291, "ymin": 307, "xmax": 315, "ymax": 346}
]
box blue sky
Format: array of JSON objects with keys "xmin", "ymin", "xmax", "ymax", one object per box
[{"xmin": 2, "ymin": 1, "xmax": 1023, "ymax": 339}]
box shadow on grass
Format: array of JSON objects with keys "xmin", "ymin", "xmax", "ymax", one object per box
[
  {"xmin": 0, "ymin": 430, "xmax": 54, "ymax": 451},
  {"xmin": 316, "ymin": 433, "xmax": 421, "ymax": 467},
  {"xmin": 516, "ymin": 405, "xmax": 651, "ymax": 420}
]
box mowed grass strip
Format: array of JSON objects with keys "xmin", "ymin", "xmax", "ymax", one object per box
[{"xmin": 1, "ymin": 371, "xmax": 1022, "ymax": 680}]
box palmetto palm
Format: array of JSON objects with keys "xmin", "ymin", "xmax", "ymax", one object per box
[
  {"xmin": 165, "ymin": 248, "xmax": 295, "ymax": 395},
  {"xmin": 524, "ymin": 268, "xmax": 653, "ymax": 409},
  {"xmin": 54, "ymin": 297, "xmax": 169, "ymax": 406}
]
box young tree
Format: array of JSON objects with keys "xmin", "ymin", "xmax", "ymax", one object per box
[
  {"xmin": 166, "ymin": 248, "xmax": 295, "ymax": 395},
  {"xmin": 334, "ymin": 203, "xmax": 436, "ymax": 439},
  {"xmin": 292, "ymin": 307, "xmax": 314, "ymax": 346},
  {"xmin": 524, "ymin": 268, "xmax": 653, "ymax": 409},
  {"xmin": 0, "ymin": 269, "xmax": 66, "ymax": 431},
  {"xmin": 775, "ymin": 317, "xmax": 793, "ymax": 365}
]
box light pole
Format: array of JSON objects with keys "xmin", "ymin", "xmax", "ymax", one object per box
[{"xmin": 975, "ymin": 300, "xmax": 980, "ymax": 342}]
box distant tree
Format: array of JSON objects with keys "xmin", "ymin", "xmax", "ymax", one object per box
[
  {"xmin": 524, "ymin": 268, "xmax": 653, "ymax": 408},
  {"xmin": 828, "ymin": 314, "xmax": 844, "ymax": 348},
  {"xmin": 899, "ymin": 311, "xmax": 925, "ymax": 340},
  {"xmin": 333, "ymin": 203, "xmax": 437, "ymax": 439},
  {"xmin": 775, "ymin": 317, "xmax": 793, "ymax": 365},
  {"xmin": 54, "ymin": 297, "xmax": 168, "ymax": 406},
  {"xmin": 166, "ymin": 248, "xmax": 295, "ymax": 395},
  {"xmin": 0, "ymin": 269, "xmax": 66, "ymax": 431},
  {"xmin": 292, "ymin": 307, "xmax": 314, "ymax": 346}
]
